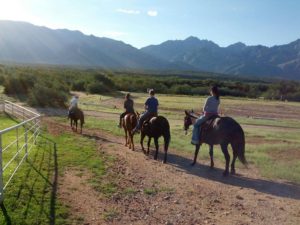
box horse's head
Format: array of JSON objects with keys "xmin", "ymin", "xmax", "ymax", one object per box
[{"xmin": 184, "ymin": 110, "xmax": 193, "ymax": 135}]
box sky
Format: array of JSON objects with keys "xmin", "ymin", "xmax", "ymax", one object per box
[{"xmin": 0, "ymin": 0, "xmax": 300, "ymax": 48}]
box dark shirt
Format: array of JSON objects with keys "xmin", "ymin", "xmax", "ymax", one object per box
[
  {"xmin": 145, "ymin": 96, "xmax": 159, "ymax": 113},
  {"xmin": 124, "ymin": 99, "xmax": 134, "ymax": 113}
]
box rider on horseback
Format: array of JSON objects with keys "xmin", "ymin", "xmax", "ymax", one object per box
[
  {"xmin": 118, "ymin": 93, "xmax": 135, "ymax": 128},
  {"xmin": 68, "ymin": 94, "xmax": 79, "ymax": 117},
  {"xmin": 133, "ymin": 89, "xmax": 159, "ymax": 134},
  {"xmin": 191, "ymin": 86, "xmax": 220, "ymax": 145}
]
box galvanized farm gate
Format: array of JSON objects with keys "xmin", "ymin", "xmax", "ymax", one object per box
[{"xmin": 0, "ymin": 100, "xmax": 41, "ymax": 203}]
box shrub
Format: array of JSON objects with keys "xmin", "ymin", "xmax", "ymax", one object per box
[{"xmin": 28, "ymin": 84, "xmax": 68, "ymax": 107}]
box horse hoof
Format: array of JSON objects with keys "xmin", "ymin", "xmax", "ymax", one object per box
[
  {"xmin": 223, "ymin": 171, "xmax": 229, "ymax": 176},
  {"xmin": 231, "ymin": 169, "xmax": 236, "ymax": 175},
  {"xmin": 190, "ymin": 162, "xmax": 196, "ymax": 166}
]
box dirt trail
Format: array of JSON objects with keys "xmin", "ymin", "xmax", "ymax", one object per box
[{"xmin": 43, "ymin": 117, "xmax": 300, "ymax": 225}]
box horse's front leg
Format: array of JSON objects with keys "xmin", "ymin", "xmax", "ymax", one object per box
[
  {"xmin": 75, "ymin": 120, "xmax": 78, "ymax": 132},
  {"xmin": 191, "ymin": 144, "xmax": 201, "ymax": 166},
  {"xmin": 147, "ymin": 137, "xmax": 152, "ymax": 155},
  {"xmin": 70, "ymin": 119, "xmax": 73, "ymax": 130},
  {"xmin": 209, "ymin": 145, "xmax": 214, "ymax": 168},
  {"xmin": 140, "ymin": 133, "xmax": 146, "ymax": 153}
]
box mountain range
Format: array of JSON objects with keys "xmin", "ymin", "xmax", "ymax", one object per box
[{"xmin": 0, "ymin": 20, "xmax": 300, "ymax": 80}]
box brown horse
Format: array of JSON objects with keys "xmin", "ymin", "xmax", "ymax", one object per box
[
  {"xmin": 122, "ymin": 113, "xmax": 138, "ymax": 151},
  {"xmin": 184, "ymin": 110, "xmax": 247, "ymax": 176},
  {"xmin": 69, "ymin": 108, "xmax": 84, "ymax": 133},
  {"xmin": 140, "ymin": 116, "xmax": 170, "ymax": 163}
]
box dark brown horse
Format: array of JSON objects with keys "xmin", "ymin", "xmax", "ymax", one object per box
[
  {"xmin": 69, "ymin": 108, "xmax": 84, "ymax": 133},
  {"xmin": 122, "ymin": 113, "xmax": 138, "ymax": 151},
  {"xmin": 184, "ymin": 110, "xmax": 247, "ymax": 176},
  {"xmin": 140, "ymin": 116, "xmax": 170, "ymax": 163}
]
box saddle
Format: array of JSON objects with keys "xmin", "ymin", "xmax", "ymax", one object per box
[
  {"xmin": 200, "ymin": 115, "xmax": 220, "ymax": 141},
  {"xmin": 142, "ymin": 112, "xmax": 158, "ymax": 127}
]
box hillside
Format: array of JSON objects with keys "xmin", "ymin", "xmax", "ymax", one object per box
[
  {"xmin": 0, "ymin": 20, "xmax": 187, "ymax": 70},
  {"xmin": 1, "ymin": 20, "xmax": 300, "ymax": 79},
  {"xmin": 141, "ymin": 36, "xmax": 300, "ymax": 80}
]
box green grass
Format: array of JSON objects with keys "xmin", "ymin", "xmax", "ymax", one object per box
[
  {"xmin": 68, "ymin": 92, "xmax": 300, "ymax": 183},
  {"xmin": 0, "ymin": 114, "xmax": 110, "ymax": 224}
]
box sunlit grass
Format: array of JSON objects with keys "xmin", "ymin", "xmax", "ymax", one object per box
[
  {"xmin": 63, "ymin": 92, "xmax": 300, "ymax": 183},
  {"xmin": 0, "ymin": 114, "xmax": 110, "ymax": 224}
]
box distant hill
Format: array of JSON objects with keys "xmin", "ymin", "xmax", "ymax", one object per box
[
  {"xmin": 0, "ymin": 20, "xmax": 190, "ymax": 70},
  {"xmin": 141, "ymin": 36, "xmax": 300, "ymax": 80},
  {"xmin": 0, "ymin": 20, "xmax": 300, "ymax": 79}
]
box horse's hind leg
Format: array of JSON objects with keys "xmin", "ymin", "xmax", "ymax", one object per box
[
  {"xmin": 230, "ymin": 143, "xmax": 238, "ymax": 175},
  {"xmin": 124, "ymin": 129, "xmax": 128, "ymax": 147},
  {"xmin": 130, "ymin": 133, "xmax": 134, "ymax": 151},
  {"xmin": 209, "ymin": 145, "xmax": 214, "ymax": 168},
  {"xmin": 147, "ymin": 137, "xmax": 151, "ymax": 155},
  {"xmin": 191, "ymin": 144, "xmax": 201, "ymax": 166},
  {"xmin": 221, "ymin": 143, "xmax": 230, "ymax": 176},
  {"xmin": 154, "ymin": 138, "xmax": 159, "ymax": 160}
]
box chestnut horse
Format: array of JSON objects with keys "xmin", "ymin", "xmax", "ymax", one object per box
[
  {"xmin": 68, "ymin": 108, "xmax": 84, "ymax": 133},
  {"xmin": 184, "ymin": 110, "xmax": 247, "ymax": 176},
  {"xmin": 140, "ymin": 116, "xmax": 170, "ymax": 163},
  {"xmin": 122, "ymin": 113, "xmax": 138, "ymax": 151}
]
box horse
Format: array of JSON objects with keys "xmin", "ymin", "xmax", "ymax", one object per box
[
  {"xmin": 122, "ymin": 112, "xmax": 138, "ymax": 151},
  {"xmin": 184, "ymin": 110, "xmax": 247, "ymax": 176},
  {"xmin": 140, "ymin": 116, "xmax": 171, "ymax": 163},
  {"xmin": 68, "ymin": 108, "xmax": 84, "ymax": 133}
]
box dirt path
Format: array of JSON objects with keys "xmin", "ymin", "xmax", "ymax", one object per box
[{"xmin": 43, "ymin": 118, "xmax": 300, "ymax": 225}]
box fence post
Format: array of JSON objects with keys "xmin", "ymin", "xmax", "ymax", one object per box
[
  {"xmin": 25, "ymin": 126, "xmax": 28, "ymax": 161},
  {"xmin": 0, "ymin": 134, "xmax": 4, "ymax": 203}
]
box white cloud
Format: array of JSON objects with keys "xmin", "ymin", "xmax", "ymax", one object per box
[
  {"xmin": 147, "ymin": 10, "xmax": 158, "ymax": 17},
  {"xmin": 116, "ymin": 8, "xmax": 140, "ymax": 15}
]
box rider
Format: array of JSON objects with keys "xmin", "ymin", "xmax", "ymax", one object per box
[
  {"xmin": 68, "ymin": 95, "xmax": 79, "ymax": 117},
  {"xmin": 191, "ymin": 86, "xmax": 220, "ymax": 145},
  {"xmin": 118, "ymin": 93, "xmax": 135, "ymax": 128},
  {"xmin": 133, "ymin": 89, "xmax": 159, "ymax": 133}
]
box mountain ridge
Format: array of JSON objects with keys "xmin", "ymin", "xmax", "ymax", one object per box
[{"xmin": 0, "ymin": 20, "xmax": 299, "ymax": 79}]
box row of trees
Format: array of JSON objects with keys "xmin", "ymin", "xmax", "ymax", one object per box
[{"xmin": 0, "ymin": 65, "xmax": 300, "ymax": 107}]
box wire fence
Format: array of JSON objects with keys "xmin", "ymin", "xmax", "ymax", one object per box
[{"xmin": 0, "ymin": 100, "xmax": 41, "ymax": 203}]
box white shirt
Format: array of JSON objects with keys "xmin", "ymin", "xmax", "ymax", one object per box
[
  {"xmin": 70, "ymin": 97, "xmax": 78, "ymax": 108},
  {"xmin": 203, "ymin": 96, "xmax": 220, "ymax": 114}
]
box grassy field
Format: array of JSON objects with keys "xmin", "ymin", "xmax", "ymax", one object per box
[
  {"xmin": 1, "ymin": 91, "xmax": 300, "ymax": 223},
  {"xmin": 0, "ymin": 114, "xmax": 111, "ymax": 224},
  {"xmin": 74, "ymin": 92, "xmax": 300, "ymax": 183}
]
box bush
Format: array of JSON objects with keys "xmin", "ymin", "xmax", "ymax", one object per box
[
  {"xmin": 87, "ymin": 82, "xmax": 111, "ymax": 94},
  {"xmin": 72, "ymin": 80, "xmax": 86, "ymax": 91},
  {"xmin": 28, "ymin": 84, "xmax": 68, "ymax": 107}
]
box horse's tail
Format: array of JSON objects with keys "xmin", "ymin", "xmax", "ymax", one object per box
[
  {"xmin": 81, "ymin": 111, "xmax": 85, "ymax": 124},
  {"xmin": 236, "ymin": 129, "xmax": 248, "ymax": 167},
  {"xmin": 164, "ymin": 120, "xmax": 171, "ymax": 151}
]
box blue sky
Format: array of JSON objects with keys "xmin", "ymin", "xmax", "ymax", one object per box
[{"xmin": 0, "ymin": 0, "xmax": 300, "ymax": 48}]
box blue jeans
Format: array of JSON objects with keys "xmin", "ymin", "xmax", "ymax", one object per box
[
  {"xmin": 136, "ymin": 111, "xmax": 151, "ymax": 130},
  {"xmin": 191, "ymin": 115, "xmax": 209, "ymax": 144}
]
